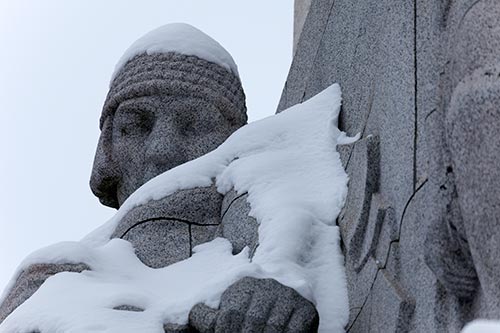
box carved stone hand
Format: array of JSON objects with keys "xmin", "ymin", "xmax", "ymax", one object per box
[{"xmin": 188, "ymin": 277, "xmax": 319, "ymax": 333}]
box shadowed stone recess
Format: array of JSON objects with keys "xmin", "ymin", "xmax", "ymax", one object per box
[
  {"xmin": 164, "ymin": 322, "xmax": 194, "ymax": 333},
  {"xmin": 113, "ymin": 305, "xmax": 144, "ymax": 312}
]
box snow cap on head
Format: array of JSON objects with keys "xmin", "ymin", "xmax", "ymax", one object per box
[{"xmin": 110, "ymin": 23, "xmax": 239, "ymax": 85}]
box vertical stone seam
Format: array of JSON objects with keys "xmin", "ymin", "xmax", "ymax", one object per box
[
  {"xmin": 382, "ymin": 179, "xmax": 428, "ymax": 269},
  {"xmin": 347, "ymin": 179, "xmax": 428, "ymax": 331},
  {"xmin": 413, "ymin": 0, "xmax": 418, "ymax": 191},
  {"xmin": 299, "ymin": 0, "xmax": 337, "ymax": 103},
  {"xmin": 347, "ymin": 269, "xmax": 381, "ymax": 331}
]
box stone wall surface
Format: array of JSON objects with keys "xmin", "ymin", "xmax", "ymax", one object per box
[
  {"xmin": 279, "ymin": 0, "xmax": 500, "ymax": 331},
  {"xmin": 293, "ymin": 0, "xmax": 313, "ymax": 54}
]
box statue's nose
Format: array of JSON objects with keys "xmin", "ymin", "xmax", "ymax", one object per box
[{"xmin": 144, "ymin": 117, "xmax": 185, "ymax": 176}]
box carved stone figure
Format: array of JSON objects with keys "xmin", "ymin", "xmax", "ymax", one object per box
[
  {"xmin": 0, "ymin": 24, "xmax": 318, "ymax": 332},
  {"xmin": 424, "ymin": 0, "xmax": 500, "ymax": 317},
  {"xmin": 283, "ymin": 0, "xmax": 500, "ymax": 331}
]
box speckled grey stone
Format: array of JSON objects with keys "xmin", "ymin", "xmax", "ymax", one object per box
[
  {"xmin": 188, "ymin": 277, "xmax": 319, "ymax": 332},
  {"xmin": 122, "ymin": 219, "xmax": 191, "ymax": 268},
  {"xmin": 277, "ymin": 0, "xmax": 334, "ymax": 112},
  {"xmin": 112, "ymin": 186, "xmax": 224, "ymax": 268},
  {"xmin": 446, "ymin": 62, "xmax": 500, "ymax": 310},
  {"xmin": 1, "ymin": 28, "xmax": 325, "ymax": 330},
  {"xmin": 191, "ymin": 224, "xmax": 220, "ymax": 249},
  {"xmin": 293, "ymin": 0, "xmax": 313, "ymax": 55},
  {"xmin": 281, "ymin": 0, "xmax": 500, "ymax": 331},
  {"xmin": 221, "ymin": 191, "xmax": 259, "ymax": 255},
  {"xmin": 338, "ymin": 136, "xmax": 380, "ymax": 251},
  {"xmin": 357, "ymin": 270, "xmax": 414, "ymax": 332},
  {"xmin": 111, "ymin": 186, "xmax": 223, "ymax": 239},
  {"xmin": 1, "ymin": 47, "xmax": 249, "ymax": 324},
  {"xmin": 336, "ymin": 143, "xmax": 353, "ymax": 171},
  {"xmin": 163, "ymin": 322, "xmax": 193, "ymax": 333},
  {"xmin": 87, "ymin": 45, "xmax": 315, "ymax": 331},
  {"xmin": 90, "ymin": 52, "xmax": 247, "ymax": 208},
  {"xmin": 0, "ymin": 263, "xmax": 89, "ymax": 322},
  {"xmin": 398, "ymin": 183, "xmax": 473, "ymax": 333},
  {"xmin": 113, "ymin": 304, "xmax": 144, "ymax": 312}
]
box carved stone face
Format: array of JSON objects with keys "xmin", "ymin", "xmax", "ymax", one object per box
[
  {"xmin": 111, "ymin": 94, "xmax": 239, "ymax": 206},
  {"xmin": 90, "ymin": 53, "xmax": 247, "ymax": 208}
]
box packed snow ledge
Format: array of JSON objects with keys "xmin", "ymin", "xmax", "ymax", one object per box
[{"xmin": 0, "ymin": 83, "xmax": 357, "ymax": 333}]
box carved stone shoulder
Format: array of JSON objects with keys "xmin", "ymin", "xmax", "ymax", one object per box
[
  {"xmin": 220, "ymin": 189, "xmax": 259, "ymax": 256},
  {"xmin": 0, "ymin": 263, "xmax": 89, "ymax": 323},
  {"xmin": 112, "ymin": 186, "xmax": 223, "ymax": 268}
]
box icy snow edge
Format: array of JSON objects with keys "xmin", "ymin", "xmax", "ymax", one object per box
[
  {"xmin": 110, "ymin": 23, "xmax": 239, "ymax": 85},
  {"xmin": 1, "ymin": 83, "xmax": 355, "ymax": 333},
  {"xmin": 462, "ymin": 320, "xmax": 500, "ymax": 333}
]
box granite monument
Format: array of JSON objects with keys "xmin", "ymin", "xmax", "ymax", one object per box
[
  {"xmin": 0, "ymin": 24, "xmax": 319, "ymax": 332},
  {"xmin": 283, "ymin": 0, "xmax": 500, "ymax": 331}
]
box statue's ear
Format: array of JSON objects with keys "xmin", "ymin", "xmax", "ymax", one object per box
[{"xmin": 90, "ymin": 116, "xmax": 121, "ymax": 209}]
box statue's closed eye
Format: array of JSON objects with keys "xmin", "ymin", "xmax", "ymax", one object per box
[{"xmin": 114, "ymin": 106, "xmax": 154, "ymax": 138}]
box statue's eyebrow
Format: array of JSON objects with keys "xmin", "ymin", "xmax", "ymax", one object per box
[{"xmin": 115, "ymin": 97, "xmax": 160, "ymax": 114}]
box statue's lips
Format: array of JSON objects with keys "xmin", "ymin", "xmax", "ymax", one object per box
[{"xmin": 111, "ymin": 185, "xmax": 223, "ymax": 240}]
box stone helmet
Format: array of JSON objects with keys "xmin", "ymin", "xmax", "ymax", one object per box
[{"xmin": 90, "ymin": 23, "xmax": 247, "ymax": 208}]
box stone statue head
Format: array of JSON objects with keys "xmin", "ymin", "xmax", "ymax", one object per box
[{"xmin": 90, "ymin": 24, "xmax": 247, "ymax": 208}]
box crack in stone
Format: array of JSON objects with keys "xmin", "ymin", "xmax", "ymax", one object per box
[
  {"xmin": 300, "ymin": 0, "xmax": 337, "ymax": 103},
  {"xmin": 348, "ymin": 178, "xmax": 427, "ymax": 331},
  {"xmin": 119, "ymin": 216, "xmax": 219, "ymax": 239},
  {"xmin": 413, "ymin": 0, "xmax": 418, "ymax": 191},
  {"xmin": 220, "ymin": 192, "xmax": 248, "ymax": 220},
  {"xmin": 347, "ymin": 269, "xmax": 381, "ymax": 332},
  {"xmin": 380, "ymin": 178, "xmax": 428, "ymax": 270}
]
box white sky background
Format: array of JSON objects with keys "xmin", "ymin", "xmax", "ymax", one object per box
[{"xmin": 0, "ymin": 1, "xmax": 292, "ymax": 292}]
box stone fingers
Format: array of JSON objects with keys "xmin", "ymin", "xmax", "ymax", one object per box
[
  {"xmin": 189, "ymin": 303, "xmax": 218, "ymax": 332},
  {"xmin": 285, "ymin": 301, "xmax": 319, "ymax": 333},
  {"xmin": 189, "ymin": 277, "xmax": 319, "ymax": 333},
  {"xmin": 215, "ymin": 308, "xmax": 246, "ymax": 332},
  {"xmin": 263, "ymin": 295, "xmax": 296, "ymax": 332},
  {"xmin": 241, "ymin": 288, "xmax": 277, "ymax": 332}
]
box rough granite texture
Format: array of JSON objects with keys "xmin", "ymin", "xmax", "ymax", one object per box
[
  {"xmin": 0, "ymin": 263, "xmax": 89, "ymax": 323},
  {"xmin": 189, "ymin": 277, "xmax": 319, "ymax": 333},
  {"xmin": 280, "ymin": 0, "xmax": 500, "ymax": 331},
  {"xmin": 111, "ymin": 186, "xmax": 223, "ymax": 239},
  {"xmin": 90, "ymin": 52, "xmax": 247, "ymax": 208},
  {"xmin": 123, "ymin": 219, "xmax": 191, "ymax": 268},
  {"xmin": 220, "ymin": 191, "xmax": 259, "ymax": 255},
  {"xmin": 111, "ymin": 187, "xmax": 260, "ymax": 269},
  {"xmin": 293, "ymin": 0, "xmax": 313, "ymax": 54},
  {"xmin": 0, "ymin": 46, "xmax": 321, "ymax": 330}
]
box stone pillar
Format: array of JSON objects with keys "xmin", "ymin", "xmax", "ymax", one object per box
[
  {"xmin": 293, "ymin": 0, "xmax": 313, "ymax": 54},
  {"xmin": 280, "ymin": 0, "xmax": 500, "ymax": 331}
]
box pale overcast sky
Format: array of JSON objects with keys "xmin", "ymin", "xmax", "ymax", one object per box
[{"xmin": 0, "ymin": 1, "xmax": 292, "ymax": 291}]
